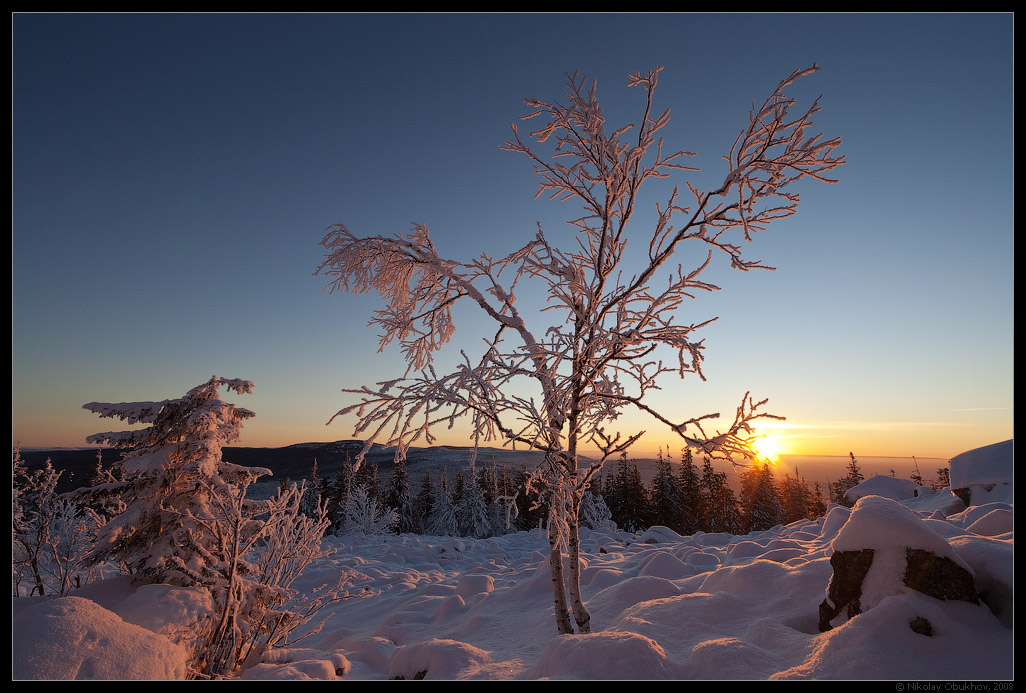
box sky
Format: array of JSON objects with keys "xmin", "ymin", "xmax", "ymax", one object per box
[{"xmin": 12, "ymin": 13, "xmax": 1013, "ymax": 460}]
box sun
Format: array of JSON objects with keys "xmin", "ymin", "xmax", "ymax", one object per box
[{"xmin": 751, "ymin": 435, "xmax": 782, "ymax": 464}]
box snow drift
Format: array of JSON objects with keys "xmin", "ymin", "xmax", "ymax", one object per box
[{"xmin": 11, "ymin": 441, "xmax": 1013, "ymax": 680}]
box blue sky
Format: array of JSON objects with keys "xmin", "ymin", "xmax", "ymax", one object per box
[{"xmin": 12, "ymin": 13, "xmax": 1013, "ymax": 459}]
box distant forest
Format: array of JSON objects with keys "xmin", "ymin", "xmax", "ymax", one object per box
[{"xmin": 22, "ymin": 443, "xmax": 876, "ymax": 539}]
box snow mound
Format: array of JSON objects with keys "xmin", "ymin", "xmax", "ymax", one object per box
[
  {"xmin": 11, "ymin": 483, "xmax": 1012, "ymax": 680},
  {"xmin": 845, "ymin": 475, "xmax": 920, "ymax": 502},
  {"xmin": 116, "ymin": 583, "xmax": 215, "ymax": 638},
  {"xmin": 636, "ymin": 549, "xmax": 697, "ymax": 579},
  {"xmin": 949, "ymin": 535, "xmax": 1014, "ymax": 627},
  {"xmin": 387, "ymin": 638, "xmax": 492, "ymax": 680},
  {"xmin": 832, "ymin": 496, "xmax": 961, "ymax": 559},
  {"xmin": 773, "ymin": 593, "xmax": 1010, "ymax": 680},
  {"xmin": 454, "ymin": 574, "xmax": 494, "ymax": 599},
  {"xmin": 819, "ymin": 505, "xmax": 851, "ymax": 541},
  {"xmin": 239, "ymin": 648, "xmax": 351, "ymax": 680},
  {"xmin": 902, "ymin": 488, "xmax": 966, "ymax": 516},
  {"xmin": 949, "ymin": 439, "xmax": 1012, "ymax": 489},
  {"xmin": 12, "ymin": 596, "xmax": 189, "ymax": 680},
  {"xmin": 638, "ymin": 526, "xmax": 684, "ymax": 544},
  {"xmin": 966, "ymin": 508, "xmax": 1013, "ymax": 537},
  {"xmin": 529, "ymin": 631, "xmax": 669, "ymax": 680}
]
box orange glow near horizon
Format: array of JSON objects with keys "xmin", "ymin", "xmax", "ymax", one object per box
[{"xmin": 12, "ymin": 405, "xmax": 1011, "ymax": 463}]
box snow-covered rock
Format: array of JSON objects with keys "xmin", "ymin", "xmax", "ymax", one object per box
[
  {"xmin": 949, "ymin": 440, "xmax": 1013, "ymax": 505},
  {"xmin": 844, "ymin": 475, "xmax": 920, "ymax": 503},
  {"xmin": 819, "ymin": 496, "xmax": 980, "ymax": 632},
  {"xmin": 831, "ymin": 496, "xmax": 963, "ymax": 562}
]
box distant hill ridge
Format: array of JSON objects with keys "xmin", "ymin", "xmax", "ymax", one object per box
[
  {"xmin": 18, "ymin": 441, "xmax": 944, "ymax": 495},
  {"xmin": 17, "ymin": 441, "xmax": 553, "ymax": 494}
]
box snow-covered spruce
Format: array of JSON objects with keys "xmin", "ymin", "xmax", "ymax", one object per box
[{"xmin": 76, "ymin": 377, "xmax": 342, "ymax": 677}]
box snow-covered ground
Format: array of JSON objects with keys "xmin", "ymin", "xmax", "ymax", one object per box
[{"xmin": 12, "ymin": 446, "xmax": 1014, "ymax": 680}]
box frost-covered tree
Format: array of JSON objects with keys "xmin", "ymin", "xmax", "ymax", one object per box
[
  {"xmin": 79, "ymin": 378, "xmax": 343, "ymax": 677},
  {"xmin": 650, "ymin": 448, "xmax": 685, "ymax": 533},
  {"xmin": 385, "ymin": 457, "xmax": 414, "ymax": 534},
  {"xmin": 780, "ymin": 471, "xmax": 818, "ymax": 524},
  {"xmin": 13, "ymin": 447, "xmax": 101, "ymax": 597},
  {"xmin": 80, "ymin": 376, "xmax": 266, "ymax": 585},
  {"xmin": 354, "ymin": 461, "xmax": 383, "ymax": 506},
  {"xmin": 740, "ymin": 462, "xmax": 783, "ymax": 532},
  {"xmin": 412, "ymin": 466, "xmax": 436, "ymax": 533},
  {"xmin": 342, "ymin": 486, "xmax": 399, "ymax": 535},
  {"xmin": 325, "ymin": 458, "xmax": 355, "ymax": 533},
  {"xmin": 480, "ymin": 462, "xmax": 519, "ymax": 535},
  {"xmin": 476, "ymin": 464, "xmax": 501, "ymax": 535},
  {"xmin": 316, "ymin": 66, "xmax": 842, "ymax": 634},
  {"xmin": 678, "ymin": 447, "xmax": 705, "ymax": 536},
  {"xmin": 13, "ymin": 447, "xmax": 58, "ymax": 597},
  {"xmin": 910, "ymin": 468, "xmax": 925, "ymax": 487},
  {"xmin": 183, "ymin": 478, "xmax": 339, "ymax": 677},
  {"xmin": 44, "ymin": 498, "xmax": 102, "ymax": 597},
  {"xmin": 579, "ymin": 490, "xmax": 614, "ymax": 531},
  {"xmin": 513, "ymin": 466, "xmax": 545, "ymax": 532},
  {"xmin": 300, "ymin": 458, "xmax": 324, "ymax": 519},
  {"xmin": 494, "ymin": 487, "xmax": 521, "ymax": 534},
  {"xmin": 13, "ymin": 446, "xmax": 106, "ymax": 598},
  {"xmin": 426, "ymin": 468, "xmax": 460, "ymax": 536},
  {"xmin": 811, "ymin": 481, "xmax": 828, "ymax": 518},
  {"xmin": 88, "ymin": 448, "xmax": 106, "ymax": 487},
  {"xmin": 701, "ymin": 457, "xmax": 743, "ymax": 534},
  {"xmin": 449, "ymin": 451, "xmax": 494, "ymax": 538},
  {"xmin": 605, "ymin": 454, "xmax": 649, "ymax": 532}
]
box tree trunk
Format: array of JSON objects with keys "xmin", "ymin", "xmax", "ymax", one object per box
[
  {"xmin": 547, "ymin": 514, "xmax": 574, "ymax": 635},
  {"xmin": 566, "ymin": 498, "xmax": 591, "ymax": 633}
]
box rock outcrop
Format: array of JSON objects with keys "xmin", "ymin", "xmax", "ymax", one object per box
[{"xmin": 818, "ymin": 496, "xmax": 979, "ymax": 632}]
